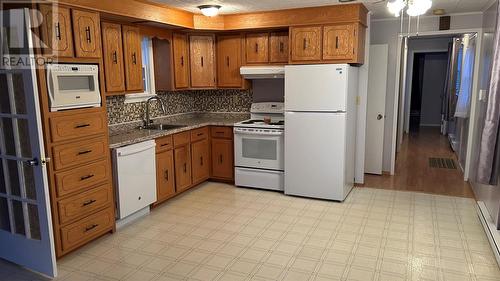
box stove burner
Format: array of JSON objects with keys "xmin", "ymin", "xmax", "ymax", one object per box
[
  {"xmin": 269, "ymin": 121, "xmax": 284, "ymax": 125},
  {"xmin": 240, "ymin": 120, "xmax": 284, "ymax": 125},
  {"xmin": 241, "ymin": 119, "xmax": 262, "ymax": 124}
]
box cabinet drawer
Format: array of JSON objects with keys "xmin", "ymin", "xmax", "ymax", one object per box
[
  {"xmin": 54, "ymin": 159, "xmax": 110, "ymax": 197},
  {"xmin": 156, "ymin": 135, "xmax": 173, "ymax": 152},
  {"xmin": 60, "ymin": 207, "xmax": 114, "ymax": 251},
  {"xmin": 191, "ymin": 127, "xmax": 209, "ymax": 142},
  {"xmin": 50, "ymin": 112, "xmax": 107, "ymax": 143},
  {"xmin": 58, "ymin": 184, "xmax": 113, "ymax": 224},
  {"xmin": 53, "ymin": 137, "xmax": 107, "ymax": 170},
  {"xmin": 173, "ymin": 131, "xmax": 190, "ymax": 147},
  {"xmin": 210, "ymin": 126, "xmax": 233, "ymax": 139}
]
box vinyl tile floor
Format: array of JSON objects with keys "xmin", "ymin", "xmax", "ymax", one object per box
[{"xmin": 1, "ymin": 182, "xmax": 500, "ymax": 281}]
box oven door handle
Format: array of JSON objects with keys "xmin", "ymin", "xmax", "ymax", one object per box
[{"xmin": 234, "ymin": 129, "xmax": 284, "ymax": 136}]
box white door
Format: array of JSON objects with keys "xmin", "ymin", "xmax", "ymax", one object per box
[
  {"xmin": 285, "ymin": 64, "xmax": 348, "ymax": 112},
  {"xmin": 365, "ymin": 45, "xmax": 388, "ymax": 175},
  {"xmin": 0, "ymin": 9, "xmax": 57, "ymax": 278},
  {"xmin": 284, "ymin": 112, "xmax": 347, "ymax": 201}
]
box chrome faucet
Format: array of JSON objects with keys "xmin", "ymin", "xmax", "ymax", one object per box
[{"xmin": 143, "ymin": 96, "xmax": 166, "ymax": 127}]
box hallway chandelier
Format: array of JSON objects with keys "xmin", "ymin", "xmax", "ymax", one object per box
[{"xmin": 387, "ymin": 0, "xmax": 433, "ymax": 17}]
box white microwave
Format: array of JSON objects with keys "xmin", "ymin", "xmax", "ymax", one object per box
[{"xmin": 46, "ymin": 64, "xmax": 101, "ymax": 111}]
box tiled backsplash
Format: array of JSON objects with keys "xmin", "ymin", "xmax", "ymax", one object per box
[{"xmin": 106, "ymin": 89, "xmax": 252, "ymax": 125}]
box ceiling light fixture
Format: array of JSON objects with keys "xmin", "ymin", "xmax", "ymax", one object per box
[
  {"xmin": 198, "ymin": 5, "xmax": 221, "ymax": 17},
  {"xmin": 386, "ymin": 0, "xmax": 432, "ymax": 17}
]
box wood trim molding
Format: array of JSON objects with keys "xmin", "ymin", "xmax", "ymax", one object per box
[{"xmin": 54, "ymin": 0, "xmax": 367, "ymax": 31}]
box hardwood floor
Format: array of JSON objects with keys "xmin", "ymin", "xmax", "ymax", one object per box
[{"xmin": 362, "ymin": 127, "xmax": 475, "ymax": 198}]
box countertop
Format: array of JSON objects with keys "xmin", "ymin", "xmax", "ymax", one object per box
[{"xmin": 108, "ymin": 112, "xmax": 250, "ymax": 149}]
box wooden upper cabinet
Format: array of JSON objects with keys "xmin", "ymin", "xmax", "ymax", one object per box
[
  {"xmin": 217, "ymin": 35, "xmax": 242, "ymax": 88},
  {"xmin": 101, "ymin": 22, "xmax": 125, "ymax": 93},
  {"xmin": 156, "ymin": 149, "xmax": 175, "ymax": 203},
  {"xmin": 153, "ymin": 38, "xmax": 174, "ymax": 91},
  {"xmin": 323, "ymin": 24, "xmax": 354, "ymax": 61},
  {"xmin": 122, "ymin": 25, "xmax": 143, "ymax": 92},
  {"xmin": 172, "ymin": 33, "xmax": 190, "ymax": 89},
  {"xmin": 270, "ymin": 32, "xmax": 289, "ymax": 63},
  {"xmin": 39, "ymin": 5, "xmax": 74, "ymax": 57},
  {"xmin": 189, "ymin": 35, "xmax": 216, "ymax": 88},
  {"xmin": 72, "ymin": 9, "xmax": 101, "ymax": 58},
  {"xmin": 290, "ymin": 26, "xmax": 322, "ymax": 62},
  {"xmin": 245, "ymin": 33, "xmax": 269, "ymax": 64}
]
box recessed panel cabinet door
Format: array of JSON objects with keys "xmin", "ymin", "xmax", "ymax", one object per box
[
  {"xmin": 173, "ymin": 33, "xmax": 190, "ymax": 89},
  {"xmin": 174, "ymin": 145, "xmax": 192, "ymax": 192},
  {"xmin": 189, "ymin": 35, "xmax": 216, "ymax": 88},
  {"xmin": 217, "ymin": 35, "xmax": 242, "ymax": 88},
  {"xmin": 211, "ymin": 139, "xmax": 233, "ymax": 180},
  {"xmin": 101, "ymin": 22, "xmax": 125, "ymax": 92},
  {"xmin": 156, "ymin": 150, "xmax": 175, "ymax": 202},
  {"xmin": 39, "ymin": 5, "xmax": 74, "ymax": 57},
  {"xmin": 191, "ymin": 139, "xmax": 210, "ymax": 184},
  {"xmin": 122, "ymin": 25, "xmax": 143, "ymax": 92},
  {"xmin": 270, "ymin": 32, "xmax": 289, "ymax": 63},
  {"xmin": 323, "ymin": 24, "xmax": 354, "ymax": 61},
  {"xmin": 245, "ymin": 33, "xmax": 269, "ymax": 64},
  {"xmin": 72, "ymin": 9, "xmax": 101, "ymax": 58},
  {"xmin": 290, "ymin": 26, "xmax": 322, "ymax": 62}
]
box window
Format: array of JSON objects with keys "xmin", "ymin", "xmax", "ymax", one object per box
[{"xmin": 124, "ymin": 36, "xmax": 156, "ymax": 103}]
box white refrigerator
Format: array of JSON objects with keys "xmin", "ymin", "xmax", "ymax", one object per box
[{"xmin": 284, "ymin": 64, "xmax": 358, "ymax": 201}]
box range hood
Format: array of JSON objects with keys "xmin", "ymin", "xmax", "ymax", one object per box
[{"xmin": 240, "ymin": 66, "xmax": 285, "ymax": 79}]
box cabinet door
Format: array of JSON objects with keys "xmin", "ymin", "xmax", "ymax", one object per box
[
  {"xmin": 211, "ymin": 139, "xmax": 233, "ymax": 180},
  {"xmin": 39, "ymin": 5, "xmax": 74, "ymax": 57},
  {"xmin": 191, "ymin": 139, "xmax": 210, "ymax": 184},
  {"xmin": 190, "ymin": 35, "xmax": 216, "ymax": 88},
  {"xmin": 290, "ymin": 26, "xmax": 322, "ymax": 62},
  {"xmin": 72, "ymin": 9, "xmax": 101, "ymax": 58},
  {"xmin": 174, "ymin": 145, "xmax": 192, "ymax": 192},
  {"xmin": 101, "ymin": 22, "xmax": 125, "ymax": 93},
  {"xmin": 122, "ymin": 25, "xmax": 143, "ymax": 92},
  {"xmin": 270, "ymin": 32, "xmax": 289, "ymax": 63},
  {"xmin": 173, "ymin": 33, "xmax": 190, "ymax": 89},
  {"xmin": 217, "ymin": 35, "xmax": 242, "ymax": 88},
  {"xmin": 156, "ymin": 150, "xmax": 175, "ymax": 203},
  {"xmin": 323, "ymin": 24, "xmax": 354, "ymax": 61},
  {"xmin": 245, "ymin": 33, "xmax": 269, "ymax": 64}
]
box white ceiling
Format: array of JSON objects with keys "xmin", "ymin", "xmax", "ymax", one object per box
[{"xmin": 152, "ymin": 0, "xmax": 495, "ymax": 19}]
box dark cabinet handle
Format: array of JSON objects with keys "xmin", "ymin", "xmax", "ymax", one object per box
[
  {"xmin": 200, "ymin": 156, "xmax": 203, "ymax": 166},
  {"xmin": 303, "ymin": 38, "xmax": 307, "ymax": 50},
  {"xmin": 164, "ymin": 170, "xmax": 169, "ymax": 181},
  {"xmin": 219, "ymin": 155, "xmax": 223, "ymax": 164},
  {"xmin": 197, "ymin": 133, "xmax": 203, "ymax": 136},
  {"xmin": 78, "ymin": 150, "xmax": 92, "ymax": 155},
  {"xmin": 112, "ymin": 51, "xmax": 117, "ymax": 64},
  {"xmin": 85, "ymin": 26, "xmax": 91, "ymax": 43},
  {"xmin": 82, "ymin": 199, "xmax": 96, "ymax": 207},
  {"xmin": 255, "ymin": 43, "xmax": 258, "ymax": 53},
  {"xmin": 279, "ymin": 42, "xmax": 284, "ymax": 52},
  {"xmin": 132, "ymin": 52, "xmax": 137, "ymax": 64},
  {"xmin": 184, "ymin": 163, "xmax": 187, "ymax": 173},
  {"xmin": 55, "ymin": 22, "xmax": 61, "ymax": 40},
  {"xmin": 80, "ymin": 174, "xmax": 94, "ymax": 181},
  {"xmin": 84, "ymin": 224, "xmax": 98, "ymax": 232},
  {"xmin": 160, "ymin": 143, "xmax": 170, "ymax": 147},
  {"xmin": 75, "ymin": 123, "xmax": 90, "ymax": 129},
  {"xmin": 226, "ymin": 56, "xmax": 230, "ymax": 67},
  {"xmin": 201, "ymin": 56, "xmax": 204, "ymax": 67},
  {"xmin": 181, "ymin": 56, "xmax": 184, "ymax": 66},
  {"xmin": 335, "ymin": 36, "xmax": 339, "ymax": 49}
]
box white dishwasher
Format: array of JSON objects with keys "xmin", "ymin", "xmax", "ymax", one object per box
[{"xmin": 113, "ymin": 140, "xmax": 157, "ymax": 220}]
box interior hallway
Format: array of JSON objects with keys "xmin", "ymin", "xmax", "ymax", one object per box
[{"xmin": 363, "ymin": 127, "xmax": 475, "ymax": 198}]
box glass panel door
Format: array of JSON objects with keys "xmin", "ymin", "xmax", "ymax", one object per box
[{"xmin": 0, "ymin": 8, "xmax": 56, "ymax": 278}]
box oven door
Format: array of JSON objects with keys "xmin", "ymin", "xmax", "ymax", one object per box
[{"xmin": 234, "ymin": 127, "xmax": 284, "ymax": 171}]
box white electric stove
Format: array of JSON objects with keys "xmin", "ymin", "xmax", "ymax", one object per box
[{"xmin": 234, "ymin": 102, "xmax": 285, "ymax": 191}]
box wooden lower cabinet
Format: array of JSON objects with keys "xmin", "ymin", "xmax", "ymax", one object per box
[
  {"xmin": 191, "ymin": 139, "xmax": 210, "ymax": 184},
  {"xmin": 174, "ymin": 144, "xmax": 192, "ymax": 192},
  {"xmin": 211, "ymin": 138, "xmax": 234, "ymax": 180},
  {"xmin": 156, "ymin": 149, "xmax": 175, "ymax": 203}
]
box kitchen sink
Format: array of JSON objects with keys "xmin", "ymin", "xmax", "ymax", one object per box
[{"xmin": 140, "ymin": 124, "xmax": 187, "ymax": 130}]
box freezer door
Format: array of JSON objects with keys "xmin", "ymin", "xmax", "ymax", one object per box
[
  {"xmin": 284, "ymin": 112, "xmax": 351, "ymax": 201},
  {"xmin": 285, "ymin": 64, "xmax": 348, "ymax": 112}
]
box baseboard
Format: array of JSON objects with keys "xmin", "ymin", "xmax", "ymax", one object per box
[
  {"xmin": 477, "ymin": 201, "xmax": 500, "ymax": 267},
  {"xmin": 116, "ymin": 207, "xmax": 150, "ymax": 229}
]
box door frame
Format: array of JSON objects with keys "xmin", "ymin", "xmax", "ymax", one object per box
[{"xmin": 391, "ymin": 28, "xmax": 483, "ymax": 180}]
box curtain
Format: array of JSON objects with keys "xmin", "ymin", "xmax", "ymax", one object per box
[
  {"xmin": 454, "ymin": 40, "xmax": 475, "ymax": 118},
  {"xmin": 478, "ymin": 2, "xmax": 500, "ymax": 184}
]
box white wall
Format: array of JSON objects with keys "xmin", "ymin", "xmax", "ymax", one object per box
[{"xmin": 371, "ymin": 13, "xmax": 484, "ymax": 172}]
